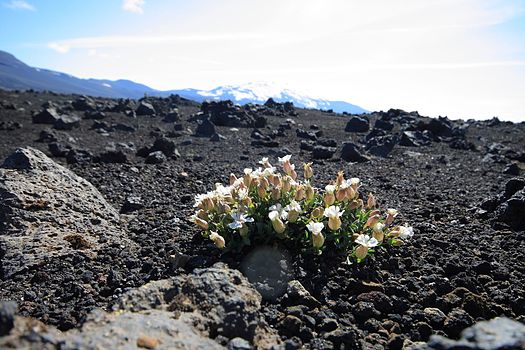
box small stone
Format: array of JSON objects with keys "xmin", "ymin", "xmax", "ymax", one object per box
[
  {"xmin": 136, "ymin": 101, "xmax": 156, "ymax": 116},
  {"xmin": 340, "ymin": 142, "xmax": 369, "ymax": 162},
  {"xmin": 137, "ymin": 335, "xmax": 160, "ymax": 349},
  {"xmin": 0, "ymin": 301, "xmax": 17, "ymax": 336},
  {"xmin": 145, "ymin": 151, "xmax": 166, "ymax": 164},
  {"xmin": 120, "ymin": 196, "xmax": 144, "ymax": 214},
  {"xmin": 227, "ymin": 337, "xmax": 252, "ymax": 350}
]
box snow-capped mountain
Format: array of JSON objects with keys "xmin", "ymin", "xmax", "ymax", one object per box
[
  {"xmin": 0, "ymin": 50, "xmax": 367, "ymax": 113},
  {"xmin": 170, "ymin": 82, "xmax": 367, "ymax": 114}
]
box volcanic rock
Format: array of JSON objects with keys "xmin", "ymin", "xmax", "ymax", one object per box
[
  {"xmin": 32, "ymin": 107, "xmax": 61, "ymax": 124},
  {"xmin": 340, "ymin": 142, "xmax": 369, "ymax": 162},
  {"xmin": 0, "ymin": 147, "xmax": 136, "ymax": 278},
  {"xmin": 195, "ymin": 117, "xmax": 217, "ymax": 137},
  {"xmin": 53, "ymin": 114, "xmax": 81, "ymax": 130},
  {"xmin": 399, "ymin": 131, "xmax": 432, "ymax": 147},
  {"xmin": 345, "ymin": 116, "xmax": 369, "ymax": 133},
  {"xmin": 312, "ymin": 145, "xmax": 336, "ymax": 159},
  {"xmin": 136, "ymin": 101, "xmax": 156, "ymax": 116},
  {"xmin": 423, "ymin": 317, "xmax": 525, "ymax": 350},
  {"xmin": 145, "ymin": 150, "xmax": 166, "ymax": 164}
]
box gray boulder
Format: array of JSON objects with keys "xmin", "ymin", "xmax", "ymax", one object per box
[
  {"xmin": 420, "ymin": 317, "xmax": 525, "ymax": 350},
  {"xmin": 0, "ymin": 147, "xmax": 137, "ymax": 278}
]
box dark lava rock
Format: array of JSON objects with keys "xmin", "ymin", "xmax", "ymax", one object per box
[
  {"xmin": 352, "ymin": 301, "xmax": 381, "ymax": 321},
  {"xmin": 424, "ymin": 317, "xmax": 525, "ymax": 350},
  {"xmin": 99, "ymin": 150, "xmax": 128, "ymax": 163},
  {"xmin": 340, "ymin": 142, "xmax": 369, "ymax": 162},
  {"xmin": 296, "ymin": 128, "xmax": 317, "ymax": 141},
  {"xmin": 120, "ymin": 196, "xmax": 144, "ymax": 214},
  {"xmin": 210, "ymin": 133, "xmax": 227, "ymax": 142},
  {"xmin": 162, "ymin": 109, "xmax": 180, "ymax": 123},
  {"xmin": 48, "ymin": 142, "xmax": 70, "ymax": 157},
  {"xmin": 374, "ymin": 119, "xmax": 394, "ymax": 131},
  {"xmin": 366, "ymin": 134, "xmax": 397, "ymax": 157},
  {"xmin": 312, "ymin": 145, "xmax": 336, "ymax": 159},
  {"xmin": 32, "ymin": 107, "xmax": 61, "ymax": 124},
  {"xmin": 151, "ymin": 137, "xmax": 177, "ymax": 157},
  {"xmin": 300, "ymin": 140, "xmax": 315, "ymax": 151},
  {"xmin": 66, "ymin": 149, "xmax": 94, "ymax": 164},
  {"xmin": 345, "ymin": 116, "xmax": 369, "ymax": 132},
  {"xmin": 443, "ymin": 308, "xmax": 474, "ymax": 338},
  {"xmin": 0, "ymin": 301, "xmax": 17, "ymax": 336},
  {"xmin": 415, "ymin": 117, "xmax": 453, "ymax": 138},
  {"xmin": 54, "ymin": 114, "xmax": 81, "ymax": 130},
  {"xmin": 84, "ymin": 111, "xmax": 107, "ymax": 120},
  {"xmin": 480, "ymin": 177, "xmax": 525, "ymax": 230},
  {"xmin": 356, "ymin": 291, "xmax": 393, "ymax": 314},
  {"xmin": 145, "ymin": 151, "xmax": 166, "ymax": 164},
  {"xmin": 37, "ymin": 129, "xmax": 58, "ymax": 143},
  {"xmin": 72, "ymin": 96, "xmax": 97, "ymax": 111},
  {"xmin": 195, "ymin": 118, "xmax": 216, "ymax": 137},
  {"xmin": 399, "ymin": 131, "xmax": 432, "ymax": 147},
  {"xmin": 503, "ymin": 163, "xmax": 520, "ymax": 175},
  {"xmin": 136, "ymin": 101, "xmax": 156, "ymax": 116}
]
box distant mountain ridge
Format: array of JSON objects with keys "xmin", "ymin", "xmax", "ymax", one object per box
[{"xmin": 0, "ymin": 50, "xmax": 367, "ymax": 113}]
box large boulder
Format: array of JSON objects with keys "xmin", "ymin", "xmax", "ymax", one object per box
[
  {"xmin": 345, "ymin": 116, "xmax": 369, "ymax": 133},
  {"xmin": 420, "ymin": 317, "xmax": 525, "ymax": 350},
  {"xmin": 0, "ymin": 147, "xmax": 137, "ymax": 278}
]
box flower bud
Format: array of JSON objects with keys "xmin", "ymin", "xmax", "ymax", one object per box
[
  {"xmin": 367, "ymin": 193, "xmax": 376, "ymax": 209},
  {"xmin": 229, "ymin": 173, "xmax": 238, "ymax": 186},
  {"xmin": 364, "ymin": 214, "xmax": 380, "ymax": 228},
  {"xmin": 295, "ymin": 186, "xmax": 306, "ymax": 201},
  {"xmin": 202, "ymin": 197, "xmax": 215, "ymax": 212},
  {"xmin": 288, "ymin": 210, "xmax": 299, "ymax": 223},
  {"xmin": 194, "ymin": 217, "xmax": 209, "ymax": 230},
  {"xmin": 336, "ymin": 171, "xmax": 344, "ymax": 186},
  {"xmin": 385, "ymin": 209, "xmax": 398, "ymax": 225},
  {"xmin": 311, "ymin": 207, "xmax": 324, "ymax": 219},
  {"xmin": 216, "ymin": 202, "xmax": 231, "ymax": 214},
  {"xmin": 271, "ymin": 188, "xmax": 281, "ymax": 201},
  {"xmin": 305, "ymin": 184, "xmax": 315, "ymax": 200},
  {"xmin": 290, "ymin": 169, "xmax": 298, "ymax": 180},
  {"xmin": 271, "ymin": 217, "xmax": 286, "ymax": 234},
  {"xmin": 324, "ymin": 192, "xmax": 335, "ymax": 206},
  {"xmin": 346, "ymin": 187, "xmax": 356, "ymax": 201},
  {"xmin": 243, "ymin": 173, "xmax": 252, "ymax": 187},
  {"xmin": 257, "ymin": 185, "xmax": 267, "ymax": 198},
  {"xmin": 355, "ymin": 245, "xmax": 368, "ymax": 260},
  {"xmin": 304, "ymin": 162, "xmax": 313, "ymax": 179},
  {"xmin": 372, "ymin": 230, "xmax": 384, "ymax": 243},
  {"xmin": 312, "ymin": 232, "xmax": 325, "ymax": 249},
  {"xmin": 209, "ymin": 231, "xmax": 225, "ymax": 249},
  {"xmin": 328, "ymin": 216, "xmax": 342, "ymax": 230},
  {"xmin": 282, "ymin": 176, "xmax": 292, "ymax": 192},
  {"xmin": 260, "ymin": 177, "xmax": 270, "ymax": 190},
  {"xmin": 336, "ymin": 188, "xmax": 346, "ymax": 202}
]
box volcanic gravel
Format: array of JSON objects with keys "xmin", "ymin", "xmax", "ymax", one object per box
[{"xmin": 0, "ymin": 89, "xmax": 524, "ymax": 349}]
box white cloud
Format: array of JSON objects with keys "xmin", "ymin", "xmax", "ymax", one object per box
[
  {"xmin": 48, "ymin": 42, "xmax": 70, "ymax": 54},
  {"xmin": 4, "ymin": 0, "xmax": 36, "ymax": 11},
  {"xmin": 122, "ymin": 0, "xmax": 144, "ymax": 14}
]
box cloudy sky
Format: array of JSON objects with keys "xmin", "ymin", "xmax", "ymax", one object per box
[{"xmin": 1, "ymin": 0, "xmax": 524, "ymax": 121}]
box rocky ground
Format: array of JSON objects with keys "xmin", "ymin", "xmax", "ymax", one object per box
[{"xmin": 0, "ymin": 89, "xmax": 524, "ymax": 349}]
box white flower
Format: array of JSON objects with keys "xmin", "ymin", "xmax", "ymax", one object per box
[
  {"xmin": 325, "ymin": 184, "xmax": 336, "ymax": 193},
  {"xmin": 285, "ymin": 200, "xmax": 302, "ymax": 213},
  {"xmin": 306, "ymin": 221, "xmax": 324, "ymax": 235},
  {"xmin": 355, "ymin": 234, "xmax": 379, "ymax": 248},
  {"xmin": 350, "ymin": 178, "xmax": 360, "ymax": 186},
  {"xmin": 228, "ymin": 211, "xmax": 254, "ymax": 229},
  {"xmin": 278, "ymin": 155, "xmax": 292, "ymax": 163},
  {"xmin": 323, "ymin": 205, "xmax": 344, "ymax": 218},
  {"xmin": 237, "ymin": 187, "xmax": 249, "ymax": 200},
  {"xmin": 244, "ymin": 168, "xmax": 253, "ymax": 175},
  {"xmin": 269, "ymin": 203, "xmax": 288, "ymax": 220},
  {"xmin": 398, "ymin": 225, "xmax": 414, "ymax": 240}
]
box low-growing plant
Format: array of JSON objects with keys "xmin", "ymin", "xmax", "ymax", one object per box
[{"xmin": 191, "ymin": 155, "xmax": 413, "ymax": 262}]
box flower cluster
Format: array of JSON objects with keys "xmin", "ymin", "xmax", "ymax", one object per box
[{"xmin": 191, "ymin": 155, "xmax": 413, "ymax": 262}]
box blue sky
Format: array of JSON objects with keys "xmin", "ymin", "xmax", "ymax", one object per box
[{"xmin": 1, "ymin": 0, "xmax": 525, "ymax": 121}]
